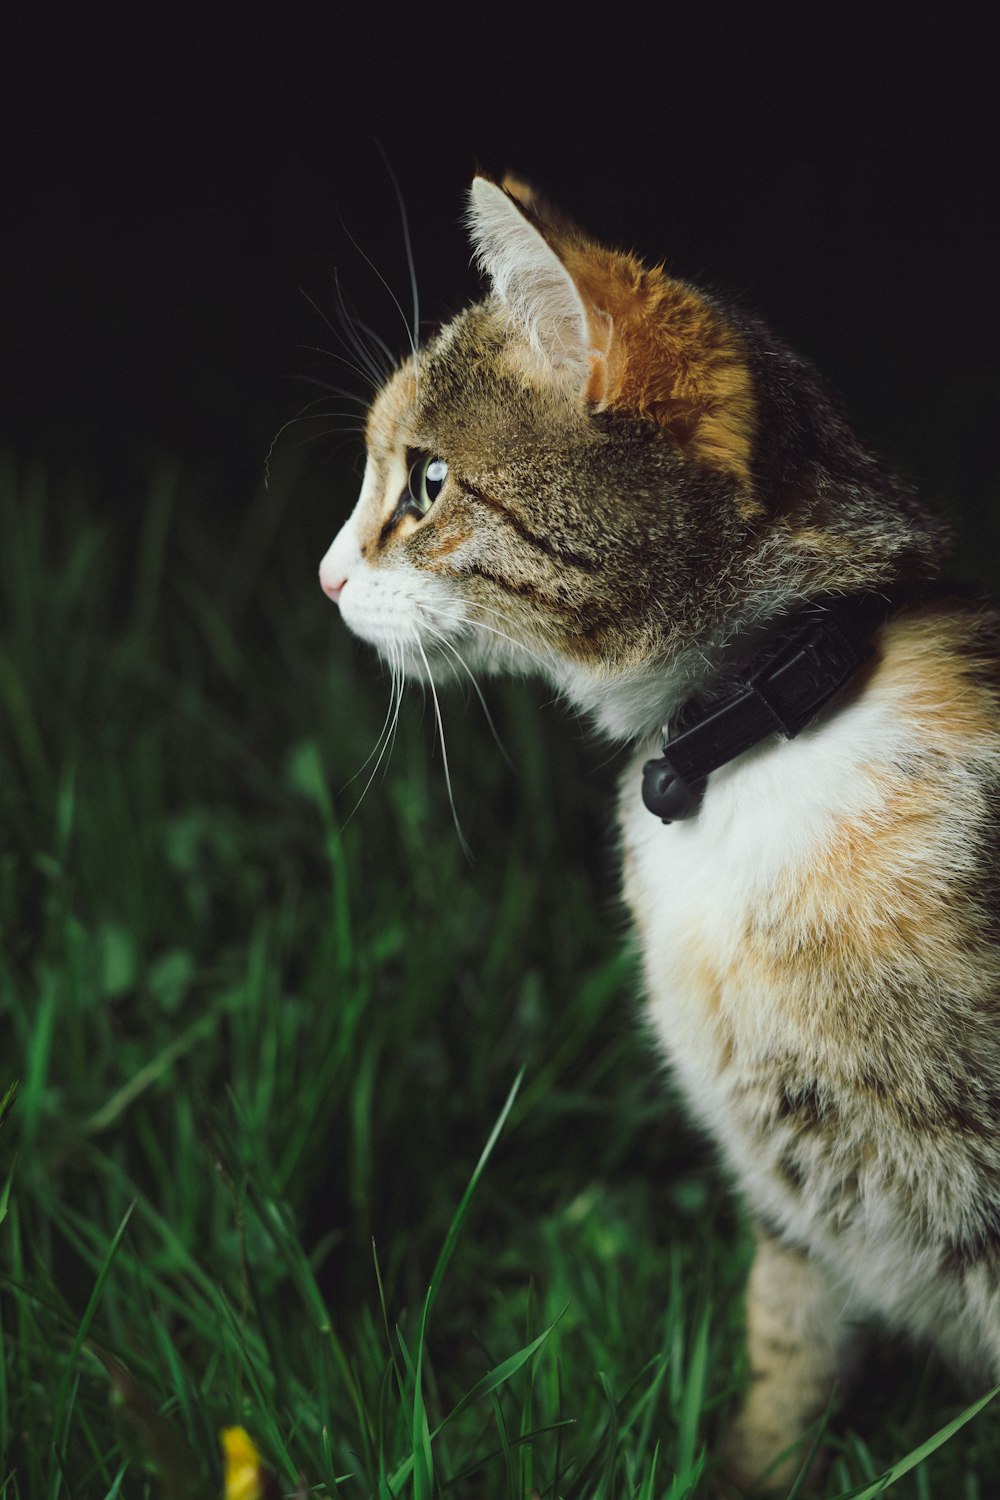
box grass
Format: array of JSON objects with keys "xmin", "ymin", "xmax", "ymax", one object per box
[{"xmin": 2, "ymin": 446, "xmax": 999, "ymax": 1497}]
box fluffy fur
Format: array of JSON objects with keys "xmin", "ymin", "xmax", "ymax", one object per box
[{"xmin": 320, "ymin": 173, "xmax": 999, "ymax": 1492}]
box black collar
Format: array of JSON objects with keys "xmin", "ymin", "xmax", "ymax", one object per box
[{"xmin": 641, "ymin": 590, "xmax": 902, "ymax": 822}]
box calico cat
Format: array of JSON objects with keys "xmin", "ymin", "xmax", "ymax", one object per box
[{"xmin": 319, "ymin": 173, "xmax": 1000, "ymax": 1492}]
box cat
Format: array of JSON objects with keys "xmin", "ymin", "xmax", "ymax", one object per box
[{"xmin": 319, "ymin": 172, "xmax": 1000, "ymax": 1492}]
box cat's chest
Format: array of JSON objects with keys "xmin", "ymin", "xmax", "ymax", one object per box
[{"xmin": 618, "ymin": 691, "xmax": 895, "ymax": 1099}]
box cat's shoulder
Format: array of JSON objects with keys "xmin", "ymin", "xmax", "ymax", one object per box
[{"xmin": 870, "ymin": 595, "xmax": 1000, "ymax": 752}]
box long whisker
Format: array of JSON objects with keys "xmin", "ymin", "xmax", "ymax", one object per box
[
  {"xmin": 284, "ymin": 412, "xmax": 369, "ymax": 427},
  {"xmin": 339, "ymin": 650, "xmax": 401, "ymax": 792},
  {"xmin": 332, "ymin": 269, "xmax": 394, "ymax": 383},
  {"xmin": 301, "ymin": 283, "xmax": 386, "ymax": 391},
  {"xmin": 421, "ymin": 622, "xmax": 515, "ymax": 770},
  {"xmin": 291, "ymin": 425, "xmax": 368, "ymax": 448},
  {"xmin": 385, "ymin": 640, "xmax": 407, "ymax": 771},
  {"xmin": 426, "ymin": 601, "xmax": 556, "ymax": 673},
  {"xmin": 340, "ymin": 643, "xmax": 406, "ymax": 826},
  {"xmin": 375, "ymin": 139, "xmax": 420, "ymax": 354},
  {"xmin": 416, "ymin": 636, "xmax": 471, "ymax": 861},
  {"xmin": 292, "ymin": 372, "xmax": 372, "ymax": 407},
  {"xmin": 297, "ymin": 335, "xmax": 381, "ymax": 394},
  {"xmin": 339, "ymin": 216, "xmax": 418, "ymax": 375},
  {"xmin": 264, "ymin": 408, "xmax": 365, "ymax": 484},
  {"xmin": 349, "ymin": 314, "xmax": 397, "ymax": 374},
  {"xmin": 285, "ymin": 393, "xmax": 366, "ymax": 418}
]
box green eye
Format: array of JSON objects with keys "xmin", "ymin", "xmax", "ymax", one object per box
[{"xmin": 408, "ymin": 455, "xmax": 448, "ymax": 516}]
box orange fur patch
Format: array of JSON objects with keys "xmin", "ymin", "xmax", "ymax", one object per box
[
  {"xmin": 744, "ymin": 611, "xmax": 999, "ymax": 1056},
  {"xmin": 500, "ymin": 173, "xmax": 539, "ymax": 213},
  {"xmin": 871, "ymin": 610, "xmax": 1000, "ymax": 749},
  {"xmin": 562, "ymin": 241, "xmax": 758, "ymax": 498},
  {"xmin": 661, "ymin": 610, "xmax": 1000, "ymax": 1086},
  {"xmin": 493, "ymin": 181, "xmax": 758, "ymax": 495}
]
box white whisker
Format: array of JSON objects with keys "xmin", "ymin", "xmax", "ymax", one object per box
[
  {"xmin": 339, "ymin": 650, "xmax": 401, "ymax": 792},
  {"xmin": 301, "ymin": 283, "xmax": 385, "ymax": 388},
  {"xmin": 293, "ymin": 371, "xmax": 373, "ymax": 407},
  {"xmin": 332, "ymin": 268, "xmax": 394, "ymax": 383},
  {"xmin": 375, "ymin": 140, "xmax": 420, "ymax": 357},
  {"xmin": 291, "ymin": 426, "xmax": 368, "ymax": 452},
  {"xmin": 331, "ymin": 271, "xmax": 392, "ymax": 384},
  {"xmin": 421, "ymin": 622, "xmax": 515, "ymax": 770},
  {"xmin": 340, "ymin": 644, "xmax": 406, "ymax": 826},
  {"xmin": 339, "ymin": 217, "xmax": 419, "ymax": 398},
  {"xmin": 416, "ymin": 636, "xmax": 471, "ymax": 861},
  {"xmin": 351, "ymin": 315, "xmax": 397, "ymax": 374},
  {"xmin": 298, "ymin": 338, "xmax": 382, "ymax": 394},
  {"xmin": 425, "ymin": 601, "xmax": 556, "ymax": 673},
  {"xmin": 384, "ymin": 640, "xmax": 407, "ymax": 774}
]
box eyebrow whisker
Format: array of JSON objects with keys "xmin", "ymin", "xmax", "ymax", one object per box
[{"xmin": 375, "ymin": 139, "xmax": 420, "ymax": 358}]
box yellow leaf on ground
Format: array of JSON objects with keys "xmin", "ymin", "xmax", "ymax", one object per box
[{"xmin": 220, "ymin": 1427, "xmax": 279, "ymax": 1500}]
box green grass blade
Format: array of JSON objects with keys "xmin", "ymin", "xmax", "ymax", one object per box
[
  {"xmin": 782, "ymin": 1386, "xmax": 837, "ymax": 1500},
  {"xmin": 441, "ymin": 1422, "xmax": 576, "ymax": 1491},
  {"xmin": 675, "ymin": 1302, "xmax": 710, "ymax": 1476},
  {"xmin": 409, "ymin": 1070, "xmax": 525, "ymax": 1493},
  {"xmin": 422, "ymin": 1071, "xmax": 525, "ymax": 1321},
  {"xmin": 838, "ymin": 1384, "xmax": 1000, "ymax": 1499},
  {"xmin": 439, "ymin": 1322, "xmax": 557, "ymax": 1428},
  {"xmin": 662, "ymin": 1450, "xmax": 706, "ymax": 1500},
  {"xmin": 490, "ymin": 1391, "xmax": 517, "ymax": 1499},
  {"xmin": 636, "ymin": 1440, "xmax": 659, "ymax": 1500},
  {"xmin": 53, "ymin": 1202, "xmax": 136, "ymax": 1437}
]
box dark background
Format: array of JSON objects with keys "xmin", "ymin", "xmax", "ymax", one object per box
[{"xmin": 2, "ymin": 11, "xmax": 997, "ymax": 564}]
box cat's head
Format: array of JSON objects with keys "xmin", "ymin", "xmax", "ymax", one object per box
[{"xmin": 320, "ymin": 175, "xmax": 943, "ymax": 740}]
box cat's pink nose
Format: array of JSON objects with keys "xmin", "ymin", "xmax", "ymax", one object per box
[{"xmin": 320, "ymin": 570, "xmax": 347, "ymax": 604}]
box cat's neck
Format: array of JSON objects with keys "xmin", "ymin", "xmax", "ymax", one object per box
[
  {"xmin": 551, "ymin": 582, "xmax": 916, "ymax": 745},
  {"xmin": 552, "ymin": 653, "xmax": 698, "ymax": 743},
  {"xmin": 552, "ymin": 624, "xmax": 766, "ymax": 743}
]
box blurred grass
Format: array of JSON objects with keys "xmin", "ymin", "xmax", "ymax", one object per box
[{"xmin": 1, "ymin": 447, "xmax": 999, "ymax": 1496}]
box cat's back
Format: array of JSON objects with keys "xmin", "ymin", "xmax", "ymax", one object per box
[{"xmin": 621, "ymin": 600, "xmax": 1000, "ymax": 1338}]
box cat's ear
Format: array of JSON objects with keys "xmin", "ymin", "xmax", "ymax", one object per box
[
  {"xmin": 468, "ymin": 176, "xmax": 755, "ymax": 491},
  {"xmin": 499, "ymin": 173, "xmax": 570, "ymax": 234},
  {"xmin": 467, "ymin": 176, "xmax": 595, "ymax": 385}
]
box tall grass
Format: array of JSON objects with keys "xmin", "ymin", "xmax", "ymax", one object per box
[{"xmin": 1, "ymin": 450, "xmax": 997, "ymax": 1496}]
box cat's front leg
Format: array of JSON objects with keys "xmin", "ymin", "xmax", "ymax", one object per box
[{"xmin": 717, "ymin": 1228, "xmax": 861, "ymax": 1495}]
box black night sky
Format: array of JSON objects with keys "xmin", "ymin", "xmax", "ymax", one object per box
[{"xmin": 2, "ymin": 12, "xmax": 997, "ymax": 548}]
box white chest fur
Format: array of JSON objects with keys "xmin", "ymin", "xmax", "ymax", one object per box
[{"xmin": 618, "ymin": 680, "xmax": 907, "ymax": 1175}]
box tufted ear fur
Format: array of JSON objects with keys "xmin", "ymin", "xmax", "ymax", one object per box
[
  {"xmin": 466, "ymin": 176, "xmax": 596, "ymax": 387},
  {"xmin": 468, "ymin": 172, "xmax": 758, "ymax": 492},
  {"xmin": 498, "ymin": 173, "xmax": 574, "ymax": 234}
]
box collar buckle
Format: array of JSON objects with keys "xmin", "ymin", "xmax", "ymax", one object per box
[{"xmin": 641, "ymin": 594, "xmax": 892, "ymax": 824}]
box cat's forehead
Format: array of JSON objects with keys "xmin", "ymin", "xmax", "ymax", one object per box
[
  {"xmin": 365, "ymin": 361, "xmax": 419, "ymax": 459},
  {"xmin": 366, "ymin": 300, "xmax": 574, "ymax": 473},
  {"xmin": 367, "ymin": 308, "xmax": 480, "ymax": 441}
]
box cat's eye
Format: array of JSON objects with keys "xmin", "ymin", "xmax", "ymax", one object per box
[{"xmin": 408, "ymin": 455, "xmax": 448, "ymax": 516}]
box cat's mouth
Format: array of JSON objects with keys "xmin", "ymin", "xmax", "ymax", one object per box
[{"xmin": 334, "ymin": 566, "xmax": 547, "ymax": 681}]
